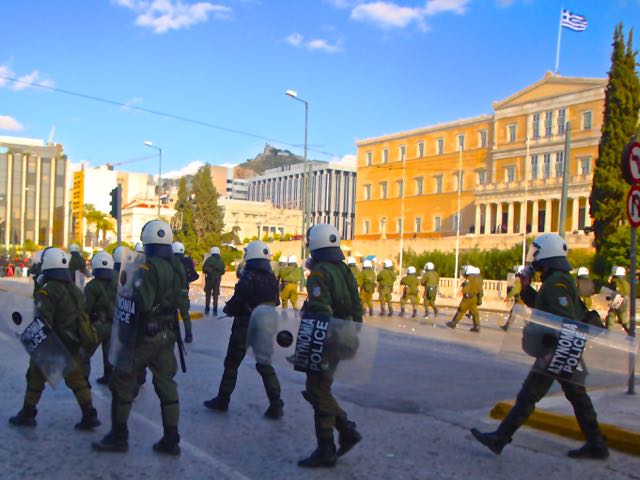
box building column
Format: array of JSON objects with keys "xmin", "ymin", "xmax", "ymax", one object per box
[
  {"xmin": 495, "ymin": 203, "xmax": 503, "ymax": 233},
  {"xmin": 519, "ymin": 201, "xmax": 527, "ymax": 234},
  {"xmin": 571, "ymin": 197, "xmax": 580, "ymax": 233},
  {"xmin": 485, "ymin": 204, "xmax": 492, "ymax": 235},
  {"xmin": 507, "ymin": 202, "xmax": 515, "ymax": 234},
  {"xmin": 475, "ymin": 204, "xmax": 482, "ymax": 235},
  {"xmin": 544, "ymin": 199, "xmax": 552, "ymax": 233},
  {"xmin": 583, "ymin": 197, "xmax": 592, "ymax": 227},
  {"xmin": 531, "ymin": 200, "xmax": 539, "ymax": 233}
]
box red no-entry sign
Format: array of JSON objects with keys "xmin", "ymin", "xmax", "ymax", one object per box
[
  {"xmin": 626, "ymin": 185, "xmax": 640, "ymax": 228},
  {"xmin": 622, "ymin": 141, "xmax": 640, "ymax": 185}
]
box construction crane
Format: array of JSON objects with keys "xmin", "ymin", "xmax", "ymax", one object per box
[{"xmin": 104, "ymin": 154, "xmax": 157, "ymax": 170}]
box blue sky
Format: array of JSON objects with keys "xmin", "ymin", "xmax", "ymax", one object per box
[{"xmin": 0, "ymin": 0, "xmax": 638, "ymax": 177}]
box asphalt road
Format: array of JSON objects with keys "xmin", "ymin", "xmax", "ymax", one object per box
[{"xmin": 0, "ymin": 277, "xmax": 637, "ymax": 480}]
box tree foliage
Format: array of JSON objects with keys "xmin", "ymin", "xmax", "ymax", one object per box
[{"xmin": 590, "ymin": 24, "xmax": 640, "ymax": 262}]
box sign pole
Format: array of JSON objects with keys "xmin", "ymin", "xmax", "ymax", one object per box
[{"xmin": 629, "ymin": 225, "xmax": 636, "ymax": 395}]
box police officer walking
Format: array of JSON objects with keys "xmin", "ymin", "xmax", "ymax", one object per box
[
  {"xmin": 471, "ymin": 234, "xmax": 609, "ymax": 460},
  {"xmin": 501, "ymin": 265, "xmax": 528, "ymax": 331},
  {"xmin": 203, "ymin": 240, "xmax": 283, "ymax": 418},
  {"xmin": 93, "ymin": 220, "xmax": 185, "ymax": 455},
  {"xmin": 447, "ymin": 266, "xmax": 483, "ymax": 332},
  {"xmin": 10, "ymin": 247, "xmax": 100, "ymax": 430},
  {"xmin": 359, "ymin": 259, "xmax": 376, "ymax": 317},
  {"xmin": 399, "ymin": 266, "xmax": 420, "ymax": 318},
  {"xmin": 377, "ymin": 259, "xmax": 397, "ymax": 316},
  {"xmin": 281, "ymin": 256, "xmax": 302, "ymax": 310},
  {"xmin": 202, "ymin": 246, "xmax": 225, "ymax": 315},
  {"xmin": 607, "ymin": 266, "xmax": 630, "ymax": 334},
  {"xmin": 421, "ymin": 262, "xmax": 439, "ymax": 321},
  {"xmin": 575, "ymin": 266, "xmax": 595, "ymax": 310},
  {"xmin": 68, "ymin": 243, "xmax": 87, "ymax": 278},
  {"xmin": 172, "ymin": 241, "xmax": 198, "ymax": 342}
]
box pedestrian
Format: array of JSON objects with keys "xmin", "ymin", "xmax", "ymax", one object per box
[
  {"xmin": 172, "ymin": 241, "xmax": 198, "ymax": 342},
  {"xmin": 203, "ymin": 240, "xmax": 283, "ymax": 419},
  {"xmin": 359, "ymin": 259, "xmax": 376, "ymax": 316},
  {"xmin": 9, "ymin": 247, "xmax": 100, "ymax": 431},
  {"xmin": 447, "ymin": 265, "xmax": 483, "ymax": 332},
  {"xmin": 280, "ymin": 255, "xmax": 302, "ymax": 310},
  {"xmin": 92, "ymin": 220, "xmax": 185, "ymax": 455},
  {"xmin": 68, "ymin": 244, "xmax": 87, "ymax": 278},
  {"xmin": 377, "ymin": 259, "xmax": 397, "ymax": 316},
  {"xmin": 421, "ymin": 262, "xmax": 439, "ymax": 321},
  {"xmin": 298, "ymin": 223, "xmax": 362, "ymax": 468},
  {"xmin": 471, "ymin": 233, "xmax": 609, "ymax": 460},
  {"xmin": 84, "ymin": 251, "xmax": 116, "ymax": 385},
  {"xmin": 399, "ymin": 266, "xmax": 420, "ymax": 318},
  {"xmin": 202, "ymin": 246, "xmax": 225, "ymax": 315},
  {"xmin": 607, "ymin": 266, "xmax": 630, "ymax": 334}
]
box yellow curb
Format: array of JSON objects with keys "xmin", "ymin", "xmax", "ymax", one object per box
[
  {"xmin": 490, "ymin": 401, "xmax": 640, "ymax": 456},
  {"xmin": 178, "ymin": 311, "xmax": 204, "ymax": 321}
]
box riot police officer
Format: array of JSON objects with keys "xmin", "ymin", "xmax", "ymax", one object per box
[
  {"xmin": 607, "ymin": 266, "xmax": 630, "ymax": 334},
  {"xmin": 203, "ymin": 246, "xmax": 225, "ymax": 315},
  {"xmin": 399, "ymin": 266, "xmax": 420, "ymax": 318},
  {"xmin": 68, "ymin": 243, "xmax": 87, "ymax": 278},
  {"xmin": 27, "ymin": 250, "xmax": 42, "ymax": 298},
  {"xmin": 203, "ymin": 240, "xmax": 283, "ymax": 418},
  {"xmin": 421, "ymin": 262, "xmax": 439, "ymax": 321},
  {"xmin": 298, "ymin": 224, "xmax": 363, "ymax": 468},
  {"xmin": 10, "ymin": 247, "xmax": 100, "ymax": 430},
  {"xmin": 447, "ymin": 266, "xmax": 483, "ymax": 332},
  {"xmin": 471, "ymin": 234, "xmax": 609, "ymax": 460},
  {"xmin": 93, "ymin": 220, "xmax": 185, "ymax": 455},
  {"xmin": 281, "ymin": 255, "xmax": 302, "ymax": 310},
  {"xmin": 576, "ymin": 266, "xmax": 595, "ymax": 310},
  {"xmin": 359, "ymin": 259, "xmax": 376, "ymax": 316},
  {"xmin": 84, "ymin": 251, "xmax": 116, "ymax": 384},
  {"xmin": 172, "ymin": 241, "xmax": 197, "ymax": 342},
  {"xmin": 377, "ymin": 259, "xmax": 397, "ymax": 316}
]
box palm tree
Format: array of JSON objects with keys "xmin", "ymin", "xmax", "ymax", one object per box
[
  {"xmin": 83, "ymin": 204, "xmax": 101, "ymax": 247},
  {"xmin": 96, "ymin": 216, "xmax": 116, "ymax": 246}
]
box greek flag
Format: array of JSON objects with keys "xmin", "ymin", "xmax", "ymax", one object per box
[{"xmin": 561, "ymin": 9, "xmax": 587, "ymax": 31}]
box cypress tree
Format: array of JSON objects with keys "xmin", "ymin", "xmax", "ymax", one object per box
[{"xmin": 191, "ymin": 165, "xmax": 224, "ymax": 252}]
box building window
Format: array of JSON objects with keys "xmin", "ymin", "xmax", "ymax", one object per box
[
  {"xmin": 544, "ymin": 111, "xmax": 553, "ymax": 137},
  {"xmin": 507, "ymin": 124, "xmax": 517, "ymax": 143},
  {"xmin": 366, "ymin": 151, "xmax": 372, "ymax": 166},
  {"xmin": 437, "ymin": 138, "xmax": 444, "ymax": 155},
  {"xmin": 582, "ymin": 111, "xmax": 592, "ymax": 131},
  {"xmin": 530, "ymin": 154, "xmax": 539, "ymax": 180},
  {"xmin": 396, "ymin": 180, "xmax": 404, "ymax": 198},
  {"xmin": 477, "ymin": 170, "xmax": 486, "ymax": 185},
  {"xmin": 380, "ymin": 181, "xmax": 387, "ymax": 199},
  {"xmin": 417, "ymin": 142, "xmax": 425, "ymax": 158},
  {"xmin": 555, "ymin": 151, "xmax": 564, "ymax": 178},
  {"xmin": 397, "ymin": 218, "xmax": 403, "ymax": 233},
  {"xmin": 532, "ymin": 113, "xmax": 540, "ymax": 139},
  {"xmin": 557, "ymin": 108, "xmax": 566, "ymax": 135},
  {"xmin": 478, "ymin": 129, "xmax": 487, "ymax": 148},
  {"xmin": 434, "ymin": 216, "xmax": 441, "ymax": 232},
  {"xmin": 382, "ymin": 149, "xmax": 389, "ymax": 164},
  {"xmin": 380, "ymin": 218, "xmax": 386, "ymax": 233},
  {"xmin": 543, "ymin": 153, "xmax": 551, "ymax": 179},
  {"xmin": 415, "ymin": 217, "xmax": 422, "ymax": 233},
  {"xmin": 505, "ymin": 166, "xmax": 515, "ymax": 183},
  {"xmin": 364, "ymin": 220, "xmax": 370, "ymax": 234},
  {"xmin": 455, "ymin": 172, "xmax": 464, "ymax": 192},
  {"xmin": 399, "ymin": 145, "xmax": 406, "ymax": 161},
  {"xmin": 415, "ymin": 177, "xmax": 424, "ymax": 195},
  {"xmin": 580, "ymin": 157, "xmax": 591, "ymax": 176},
  {"xmin": 457, "ymin": 134, "xmax": 465, "ymax": 151},
  {"xmin": 363, "ymin": 184, "xmax": 371, "ymax": 200},
  {"xmin": 452, "ymin": 214, "xmax": 459, "ymax": 231},
  {"xmin": 434, "ymin": 175, "xmax": 443, "ymax": 193}
]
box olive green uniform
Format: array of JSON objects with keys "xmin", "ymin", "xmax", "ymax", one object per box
[
  {"xmin": 203, "ymin": 254, "xmax": 226, "ymax": 313},
  {"xmin": 303, "ymin": 261, "xmax": 363, "ymax": 448},
  {"xmin": 377, "ymin": 268, "xmax": 397, "ymax": 315},
  {"xmin": 349, "ymin": 266, "xmax": 361, "ymax": 286},
  {"xmin": 503, "ymin": 276, "xmax": 523, "ymax": 329},
  {"xmin": 84, "ymin": 277, "xmax": 116, "ymax": 380},
  {"xmin": 421, "ymin": 270, "xmax": 440, "ymax": 317},
  {"xmin": 400, "ymin": 274, "xmax": 419, "ymax": 315},
  {"xmin": 19, "ymin": 279, "xmax": 95, "ymax": 417},
  {"xmin": 28, "ymin": 262, "xmax": 41, "ymax": 298},
  {"xmin": 359, "ymin": 269, "xmax": 376, "ymax": 316},
  {"xmin": 576, "ymin": 277, "xmax": 594, "ymax": 311},
  {"xmin": 109, "ymin": 255, "xmax": 185, "ymax": 443},
  {"xmin": 281, "ymin": 265, "xmax": 302, "ymax": 310},
  {"xmin": 607, "ymin": 277, "xmax": 630, "ymax": 332},
  {"xmin": 69, "ymin": 252, "xmax": 87, "ymax": 278},
  {"xmin": 450, "ymin": 275, "xmax": 482, "ymax": 328}
]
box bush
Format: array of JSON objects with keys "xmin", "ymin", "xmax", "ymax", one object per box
[{"xmin": 283, "ymin": 233, "xmax": 293, "ymax": 241}]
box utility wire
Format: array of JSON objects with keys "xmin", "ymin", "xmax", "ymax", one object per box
[{"xmin": 0, "ymin": 74, "xmax": 337, "ymax": 158}]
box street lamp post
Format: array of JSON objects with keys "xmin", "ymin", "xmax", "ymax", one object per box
[
  {"xmin": 285, "ymin": 90, "xmax": 310, "ymax": 287},
  {"xmin": 143, "ymin": 141, "xmax": 162, "ymax": 217}
]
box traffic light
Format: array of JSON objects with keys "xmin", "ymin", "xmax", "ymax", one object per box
[{"xmin": 110, "ymin": 185, "xmax": 121, "ymax": 219}]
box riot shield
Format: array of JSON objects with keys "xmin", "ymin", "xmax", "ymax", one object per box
[
  {"xmin": 109, "ymin": 248, "xmax": 145, "ymax": 373},
  {"xmin": 590, "ymin": 287, "xmax": 624, "ymax": 317},
  {"xmin": 247, "ymin": 307, "xmax": 378, "ymax": 384},
  {"xmin": 1, "ymin": 292, "xmax": 75, "ymax": 388},
  {"xmin": 501, "ymin": 303, "xmax": 637, "ymax": 386},
  {"xmin": 506, "ymin": 272, "xmax": 516, "ymax": 289}
]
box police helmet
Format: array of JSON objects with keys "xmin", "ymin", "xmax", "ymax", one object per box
[
  {"xmin": 576, "ymin": 266, "xmax": 590, "ymax": 278},
  {"xmin": 306, "ymin": 224, "xmax": 344, "ymax": 262},
  {"xmin": 40, "ymin": 247, "xmax": 72, "ymax": 281},
  {"xmin": 383, "ymin": 259, "xmax": 393, "ymax": 269},
  {"xmin": 424, "ymin": 262, "xmax": 434, "ymax": 271},
  {"xmin": 407, "ymin": 266, "xmax": 416, "ymax": 274},
  {"xmin": 363, "ymin": 260, "xmax": 373, "ymax": 269},
  {"xmin": 288, "ymin": 255, "xmax": 298, "ymax": 265},
  {"xmin": 612, "ymin": 266, "xmax": 626, "ymax": 277},
  {"xmin": 69, "ymin": 243, "xmax": 80, "ymax": 253},
  {"xmin": 134, "ymin": 242, "xmax": 144, "ymax": 253},
  {"xmin": 141, "ymin": 220, "xmax": 173, "ymax": 258},
  {"xmin": 527, "ymin": 233, "xmax": 571, "ymax": 272},
  {"xmin": 210, "ymin": 246, "xmax": 220, "ymax": 255},
  {"xmin": 91, "ymin": 252, "xmax": 114, "ymax": 271},
  {"xmin": 244, "ymin": 240, "xmax": 271, "ymax": 261},
  {"xmin": 172, "ymin": 241, "xmax": 185, "ymax": 255},
  {"xmin": 347, "ymin": 256, "xmax": 357, "ymax": 266}
]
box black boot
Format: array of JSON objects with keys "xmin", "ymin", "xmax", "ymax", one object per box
[
  {"xmin": 184, "ymin": 331, "xmax": 193, "ymax": 343},
  {"xmin": 92, "ymin": 425, "xmax": 129, "ymax": 453},
  {"xmin": 412, "ymin": 310, "xmax": 417, "ymax": 319},
  {"xmin": 298, "ymin": 440, "xmax": 337, "ymax": 468},
  {"xmin": 387, "ymin": 309, "xmax": 393, "ymax": 317},
  {"xmin": 500, "ymin": 324, "xmax": 510, "ymax": 331},
  {"xmin": 264, "ymin": 399, "xmax": 284, "ymax": 419},
  {"xmin": 9, "ymin": 406, "xmax": 37, "ymax": 427},
  {"xmin": 153, "ymin": 427, "xmax": 181, "ymax": 456},
  {"xmin": 369, "ymin": 308, "xmax": 374, "ymax": 316},
  {"xmin": 399, "ymin": 309, "xmax": 405, "ymax": 317},
  {"xmin": 75, "ymin": 406, "xmax": 101, "ymax": 430},
  {"xmin": 204, "ymin": 395, "xmax": 229, "ymax": 412},
  {"xmin": 97, "ymin": 374, "xmax": 111, "ymax": 385},
  {"xmin": 380, "ymin": 309, "xmax": 385, "ymax": 316},
  {"xmin": 567, "ymin": 441, "xmax": 609, "ymax": 460},
  {"xmin": 446, "ymin": 321, "xmax": 457, "ymax": 329},
  {"xmin": 336, "ymin": 418, "xmax": 362, "ymax": 457},
  {"xmin": 470, "ymin": 428, "xmax": 511, "ymax": 455},
  {"xmin": 470, "ymin": 326, "xmax": 481, "ymax": 333}
]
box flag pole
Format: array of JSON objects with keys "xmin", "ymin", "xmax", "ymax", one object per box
[{"xmin": 555, "ymin": 8, "xmax": 563, "ymax": 73}]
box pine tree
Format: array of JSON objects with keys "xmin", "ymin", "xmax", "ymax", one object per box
[
  {"xmin": 589, "ymin": 24, "xmax": 640, "ymax": 258},
  {"xmin": 191, "ymin": 165, "xmax": 224, "ymax": 252},
  {"xmin": 174, "ymin": 177, "xmax": 197, "ymax": 252}
]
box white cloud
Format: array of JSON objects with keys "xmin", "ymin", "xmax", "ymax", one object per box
[
  {"xmin": 0, "ymin": 64, "xmax": 55, "ymax": 91},
  {"xmin": 0, "ymin": 115, "xmax": 24, "ymax": 132},
  {"xmin": 0, "ymin": 65, "xmax": 14, "ymax": 88},
  {"xmin": 121, "ymin": 96, "xmax": 144, "ymax": 111},
  {"xmin": 113, "ymin": 0, "xmax": 232, "ymax": 34},
  {"xmin": 285, "ymin": 32, "xmax": 304, "ymax": 47},
  {"xmin": 350, "ymin": 0, "xmax": 469, "ymax": 31},
  {"xmin": 163, "ymin": 160, "xmax": 206, "ymax": 178},
  {"xmin": 331, "ymin": 154, "xmax": 357, "ymax": 169},
  {"xmin": 285, "ymin": 33, "xmax": 343, "ymax": 53}
]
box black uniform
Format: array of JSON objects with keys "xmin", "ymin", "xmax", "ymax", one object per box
[{"xmin": 204, "ymin": 258, "xmax": 283, "ymax": 416}]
